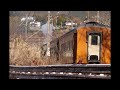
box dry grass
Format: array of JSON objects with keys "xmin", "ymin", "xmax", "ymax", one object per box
[
  {"xmin": 10, "ymin": 38, "xmax": 41, "ymax": 66},
  {"xmin": 9, "ymin": 37, "xmax": 61, "ymax": 66}
]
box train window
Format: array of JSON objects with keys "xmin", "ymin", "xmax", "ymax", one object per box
[
  {"xmin": 67, "ymin": 42, "xmax": 69, "ymax": 50},
  {"xmin": 64, "ymin": 43, "xmax": 66, "ymax": 51},
  {"xmin": 69, "ymin": 41, "xmax": 71, "ymax": 50},
  {"xmin": 90, "ymin": 55, "xmax": 98, "ymax": 60},
  {"xmin": 91, "ymin": 35, "xmax": 98, "ymax": 45},
  {"xmin": 68, "ymin": 41, "xmax": 70, "ymax": 50},
  {"xmin": 69, "ymin": 41, "xmax": 72, "ymax": 50},
  {"xmin": 61, "ymin": 44, "xmax": 65, "ymax": 51}
]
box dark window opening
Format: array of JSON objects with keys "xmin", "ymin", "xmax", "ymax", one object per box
[
  {"xmin": 91, "ymin": 35, "xmax": 98, "ymax": 45},
  {"xmin": 57, "ymin": 41, "xmax": 59, "ymax": 50},
  {"xmin": 90, "ymin": 55, "xmax": 98, "ymax": 60}
]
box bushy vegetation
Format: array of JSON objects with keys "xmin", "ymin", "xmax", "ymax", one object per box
[{"xmin": 9, "ymin": 37, "xmax": 65, "ymax": 66}]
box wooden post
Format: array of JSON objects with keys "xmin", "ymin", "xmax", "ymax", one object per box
[
  {"xmin": 25, "ymin": 14, "xmax": 28, "ymax": 38},
  {"xmin": 46, "ymin": 11, "xmax": 50, "ymax": 57},
  {"xmin": 87, "ymin": 11, "xmax": 90, "ymax": 22},
  {"xmin": 97, "ymin": 11, "xmax": 100, "ymax": 23}
]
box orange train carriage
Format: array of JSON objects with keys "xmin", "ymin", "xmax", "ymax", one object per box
[{"xmin": 50, "ymin": 22, "xmax": 111, "ymax": 64}]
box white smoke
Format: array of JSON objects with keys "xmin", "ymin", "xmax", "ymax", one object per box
[{"xmin": 41, "ymin": 23, "xmax": 55, "ymax": 44}]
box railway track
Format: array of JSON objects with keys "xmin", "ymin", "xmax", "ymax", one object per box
[{"xmin": 9, "ymin": 64, "xmax": 111, "ymax": 79}]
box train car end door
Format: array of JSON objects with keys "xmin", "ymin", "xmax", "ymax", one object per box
[{"xmin": 87, "ymin": 32, "xmax": 102, "ymax": 64}]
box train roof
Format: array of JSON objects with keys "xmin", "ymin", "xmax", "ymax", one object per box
[
  {"xmin": 50, "ymin": 29, "xmax": 76, "ymax": 44},
  {"xmin": 50, "ymin": 21, "xmax": 110, "ymax": 44},
  {"xmin": 78, "ymin": 21, "xmax": 110, "ymax": 28},
  {"xmin": 60, "ymin": 29, "xmax": 77, "ymax": 38},
  {"xmin": 60, "ymin": 22, "xmax": 110, "ymax": 38}
]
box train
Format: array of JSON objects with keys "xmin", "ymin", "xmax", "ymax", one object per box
[{"xmin": 41, "ymin": 21, "xmax": 111, "ymax": 64}]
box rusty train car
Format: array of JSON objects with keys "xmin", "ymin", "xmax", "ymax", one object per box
[{"xmin": 50, "ymin": 21, "xmax": 111, "ymax": 64}]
